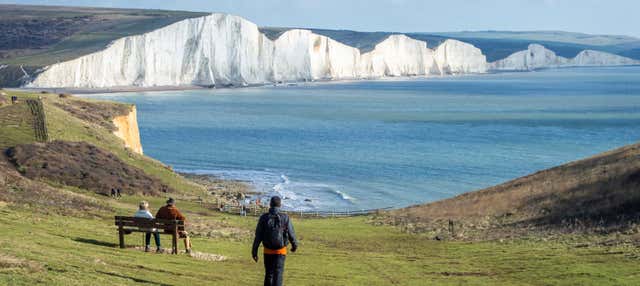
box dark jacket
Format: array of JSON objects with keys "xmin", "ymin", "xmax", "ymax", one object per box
[{"xmin": 252, "ymin": 207, "xmax": 298, "ymax": 257}]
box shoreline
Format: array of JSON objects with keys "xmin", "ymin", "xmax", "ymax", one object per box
[
  {"xmin": 12, "ymin": 65, "xmax": 640, "ymax": 95},
  {"xmin": 179, "ymin": 168, "xmax": 372, "ymax": 212},
  {"xmin": 11, "ymin": 73, "xmax": 484, "ymax": 95}
]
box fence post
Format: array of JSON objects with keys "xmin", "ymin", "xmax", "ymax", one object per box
[{"xmin": 448, "ymin": 219, "xmax": 454, "ymax": 237}]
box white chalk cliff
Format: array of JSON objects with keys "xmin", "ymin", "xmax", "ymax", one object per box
[
  {"xmin": 571, "ymin": 50, "xmax": 639, "ymax": 66},
  {"xmin": 272, "ymin": 29, "xmax": 361, "ymax": 81},
  {"xmin": 27, "ymin": 14, "xmax": 488, "ymax": 88},
  {"xmin": 359, "ymin": 34, "xmax": 439, "ymax": 77},
  {"xmin": 30, "ymin": 14, "xmax": 276, "ymax": 88},
  {"xmin": 490, "ymin": 44, "xmax": 639, "ymax": 71},
  {"xmin": 27, "ymin": 14, "xmax": 637, "ymax": 88},
  {"xmin": 434, "ymin": 39, "xmax": 488, "ymax": 74}
]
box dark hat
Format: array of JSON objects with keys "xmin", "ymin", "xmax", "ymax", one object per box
[
  {"xmin": 270, "ymin": 196, "xmax": 282, "ymax": 208},
  {"xmin": 166, "ymin": 198, "xmax": 175, "ymax": 205}
]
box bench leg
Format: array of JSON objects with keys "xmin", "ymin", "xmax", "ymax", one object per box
[
  {"xmin": 172, "ymin": 231, "xmax": 178, "ymax": 255},
  {"xmin": 118, "ymin": 226, "xmax": 125, "ymax": 249}
]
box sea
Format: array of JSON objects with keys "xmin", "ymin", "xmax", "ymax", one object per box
[{"xmin": 85, "ymin": 67, "xmax": 640, "ymax": 211}]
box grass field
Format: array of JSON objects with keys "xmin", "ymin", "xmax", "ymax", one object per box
[
  {"xmin": 1, "ymin": 195, "xmax": 640, "ymax": 286},
  {"xmin": 0, "ymin": 102, "xmax": 37, "ymax": 149}
]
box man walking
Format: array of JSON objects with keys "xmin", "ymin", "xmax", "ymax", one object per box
[{"xmin": 252, "ymin": 196, "xmax": 298, "ymax": 286}]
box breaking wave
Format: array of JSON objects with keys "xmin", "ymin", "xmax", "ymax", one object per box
[{"xmin": 180, "ymin": 168, "xmax": 356, "ymax": 211}]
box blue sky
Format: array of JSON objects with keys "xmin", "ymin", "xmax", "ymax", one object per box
[{"xmin": 3, "ymin": 0, "xmax": 639, "ymax": 37}]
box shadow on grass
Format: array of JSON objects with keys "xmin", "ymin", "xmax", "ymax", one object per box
[
  {"xmin": 96, "ymin": 270, "xmax": 171, "ymax": 286},
  {"xmin": 73, "ymin": 237, "xmax": 118, "ymax": 248}
]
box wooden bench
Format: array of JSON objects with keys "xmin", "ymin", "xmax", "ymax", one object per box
[{"xmin": 114, "ymin": 216, "xmax": 185, "ymax": 254}]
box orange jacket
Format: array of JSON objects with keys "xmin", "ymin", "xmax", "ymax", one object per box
[
  {"xmin": 156, "ymin": 205, "xmax": 186, "ymax": 221},
  {"xmin": 156, "ymin": 205, "xmax": 186, "ymax": 233}
]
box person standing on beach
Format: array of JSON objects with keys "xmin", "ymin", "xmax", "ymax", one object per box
[{"xmin": 252, "ymin": 196, "xmax": 298, "ymax": 286}]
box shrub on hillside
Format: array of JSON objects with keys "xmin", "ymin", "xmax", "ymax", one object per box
[{"xmin": 6, "ymin": 141, "xmax": 174, "ymax": 196}]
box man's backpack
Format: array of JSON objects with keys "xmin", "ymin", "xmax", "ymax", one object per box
[{"xmin": 263, "ymin": 213, "xmax": 288, "ymax": 249}]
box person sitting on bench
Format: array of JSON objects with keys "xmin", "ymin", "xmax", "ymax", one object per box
[
  {"xmin": 156, "ymin": 198, "xmax": 192, "ymax": 254},
  {"xmin": 134, "ymin": 201, "xmax": 162, "ymax": 253}
]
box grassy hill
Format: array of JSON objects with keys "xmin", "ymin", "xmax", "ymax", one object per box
[
  {"xmin": 384, "ymin": 142, "xmax": 640, "ymax": 240},
  {"xmin": 0, "ymin": 89, "xmax": 640, "ymax": 285},
  {"xmin": 0, "ymin": 90, "xmax": 205, "ymax": 195},
  {"xmin": 0, "ymin": 4, "xmax": 207, "ymax": 87}
]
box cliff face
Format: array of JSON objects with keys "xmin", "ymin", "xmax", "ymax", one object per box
[
  {"xmin": 359, "ymin": 34, "xmax": 441, "ymax": 77},
  {"xmin": 112, "ymin": 105, "xmax": 143, "ymax": 155},
  {"xmin": 571, "ymin": 50, "xmax": 639, "ymax": 66},
  {"xmin": 27, "ymin": 14, "xmax": 489, "ymax": 88},
  {"xmin": 272, "ymin": 29, "xmax": 361, "ymax": 81},
  {"xmin": 28, "ymin": 14, "xmax": 275, "ymax": 88},
  {"xmin": 433, "ymin": 39, "xmax": 488, "ymax": 74},
  {"xmin": 490, "ymin": 44, "xmax": 639, "ymax": 71}
]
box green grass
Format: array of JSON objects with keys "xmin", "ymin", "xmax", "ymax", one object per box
[
  {"xmin": 0, "ymin": 103, "xmax": 37, "ymax": 149},
  {"xmin": 0, "ymin": 6, "xmax": 208, "ymax": 67},
  {"xmin": 1, "ymin": 198, "xmax": 639, "ymax": 285}
]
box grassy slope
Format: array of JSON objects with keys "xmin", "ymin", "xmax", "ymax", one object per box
[
  {"xmin": 1, "ymin": 199, "xmax": 639, "ymax": 285},
  {"xmin": 0, "ymin": 5, "xmax": 207, "ymax": 66},
  {"xmin": 0, "ymin": 102, "xmax": 37, "ymax": 149},
  {"xmin": 385, "ymin": 142, "xmax": 640, "ymax": 241}
]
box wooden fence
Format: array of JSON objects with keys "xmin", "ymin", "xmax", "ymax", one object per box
[
  {"xmin": 212, "ymin": 203, "xmax": 391, "ymax": 218},
  {"xmin": 26, "ymin": 99, "xmax": 48, "ymax": 142}
]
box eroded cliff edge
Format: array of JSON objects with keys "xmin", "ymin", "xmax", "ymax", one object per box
[{"xmin": 112, "ymin": 105, "xmax": 143, "ymax": 155}]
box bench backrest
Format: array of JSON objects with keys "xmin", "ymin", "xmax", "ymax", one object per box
[{"xmin": 114, "ymin": 216, "xmax": 184, "ymax": 229}]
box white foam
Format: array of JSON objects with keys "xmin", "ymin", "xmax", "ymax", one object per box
[
  {"xmin": 180, "ymin": 168, "xmax": 356, "ymax": 211},
  {"xmin": 333, "ymin": 189, "xmax": 356, "ymax": 202}
]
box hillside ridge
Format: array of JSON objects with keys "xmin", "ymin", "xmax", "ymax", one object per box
[{"xmin": 384, "ymin": 141, "xmax": 640, "ymax": 240}]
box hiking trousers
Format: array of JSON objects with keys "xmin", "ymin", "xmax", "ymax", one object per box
[{"xmin": 263, "ymin": 254, "xmax": 286, "ymax": 286}]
